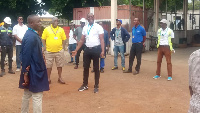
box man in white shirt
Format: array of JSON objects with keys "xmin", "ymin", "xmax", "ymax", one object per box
[
  {"xmin": 72, "ymin": 13, "xmax": 104, "ymax": 93},
  {"xmin": 13, "ymin": 16, "xmax": 28, "ymax": 71},
  {"xmin": 153, "ymin": 19, "xmax": 174, "ymax": 81},
  {"xmin": 68, "ymin": 23, "xmax": 77, "ymax": 63}
]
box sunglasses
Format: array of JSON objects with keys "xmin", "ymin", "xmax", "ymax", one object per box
[{"xmin": 19, "ymin": 18, "xmax": 23, "ymax": 20}]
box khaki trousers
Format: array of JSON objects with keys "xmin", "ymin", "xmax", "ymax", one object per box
[
  {"xmin": 21, "ymin": 89, "xmax": 43, "ymax": 113},
  {"xmin": 156, "ymin": 46, "xmax": 172, "ymax": 77}
]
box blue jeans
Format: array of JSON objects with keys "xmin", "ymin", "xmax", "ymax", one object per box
[
  {"xmin": 100, "ymin": 58, "xmax": 105, "ymax": 69},
  {"xmin": 69, "ymin": 43, "xmax": 77, "ymax": 62},
  {"xmin": 114, "ymin": 45, "xmax": 125, "ymax": 67},
  {"xmin": 16, "ymin": 45, "xmax": 22, "ymax": 68}
]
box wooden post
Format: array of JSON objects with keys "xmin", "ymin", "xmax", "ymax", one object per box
[{"xmin": 110, "ymin": 0, "xmax": 117, "ymax": 55}]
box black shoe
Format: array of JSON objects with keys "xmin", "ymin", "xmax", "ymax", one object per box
[
  {"xmin": 8, "ymin": 70, "xmax": 15, "ymax": 74},
  {"xmin": 91, "ymin": 69, "xmax": 94, "ymax": 73},
  {"xmin": 100, "ymin": 68, "xmax": 104, "ymax": 73},
  {"xmin": 123, "ymin": 69, "xmax": 132, "ymax": 73},
  {"xmin": 78, "ymin": 85, "xmax": 88, "ymax": 91},
  {"xmin": 94, "ymin": 88, "xmax": 99, "ymax": 93},
  {"xmin": 133, "ymin": 70, "xmax": 139, "ymax": 75},
  {"xmin": 68, "ymin": 61, "xmax": 73, "ymax": 63},
  {"xmin": 0, "ymin": 70, "xmax": 5, "ymax": 77}
]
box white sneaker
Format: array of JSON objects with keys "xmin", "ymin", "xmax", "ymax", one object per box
[{"xmin": 16, "ymin": 68, "xmax": 21, "ymax": 72}]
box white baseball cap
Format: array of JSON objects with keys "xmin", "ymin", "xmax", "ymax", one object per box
[
  {"xmin": 4, "ymin": 17, "xmax": 12, "ymax": 24},
  {"xmin": 80, "ymin": 18, "xmax": 86, "ymax": 23},
  {"xmin": 160, "ymin": 19, "xmax": 167, "ymax": 24}
]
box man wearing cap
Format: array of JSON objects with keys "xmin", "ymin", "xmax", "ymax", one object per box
[
  {"xmin": 73, "ymin": 18, "xmax": 86, "ymax": 69},
  {"xmin": 42, "ymin": 17, "xmax": 66, "ymax": 84},
  {"xmin": 110, "ymin": 19, "xmax": 130, "ymax": 71},
  {"xmin": 13, "ymin": 16, "xmax": 28, "ymax": 72},
  {"xmin": 124, "ymin": 18, "xmax": 146, "ymax": 75},
  {"xmin": 0, "ymin": 17, "xmax": 15, "ymax": 76},
  {"xmin": 153, "ymin": 19, "xmax": 174, "ymax": 81}
]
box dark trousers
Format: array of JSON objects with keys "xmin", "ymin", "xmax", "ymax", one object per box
[
  {"xmin": 1, "ymin": 46, "xmax": 13, "ymax": 70},
  {"xmin": 75, "ymin": 44, "xmax": 85, "ymax": 65},
  {"xmin": 83, "ymin": 45, "xmax": 101, "ymax": 88},
  {"xmin": 16, "ymin": 45, "xmax": 22, "ymax": 68},
  {"xmin": 156, "ymin": 46, "xmax": 172, "ymax": 77},
  {"xmin": 128, "ymin": 43, "xmax": 143, "ymax": 71}
]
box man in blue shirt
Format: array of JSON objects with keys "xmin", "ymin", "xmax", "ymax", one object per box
[
  {"xmin": 110, "ymin": 19, "xmax": 130, "ymax": 71},
  {"xmin": 19, "ymin": 15, "xmax": 49, "ymax": 113},
  {"xmin": 0, "ymin": 17, "xmax": 15, "ymax": 76},
  {"xmin": 124, "ymin": 18, "xmax": 146, "ymax": 75}
]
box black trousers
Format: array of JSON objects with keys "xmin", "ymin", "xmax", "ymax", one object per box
[
  {"xmin": 128, "ymin": 43, "xmax": 143, "ymax": 72},
  {"xmin": 83, "ymin": 45, "xmax": 101, "ymax": 88},
  {"xmin": 1, "ymin": 46, "xmax": 13, "ymax": 70},
  {"xmin": 75, "ymin": 44, "xmax": 85, "ymax": 65}
]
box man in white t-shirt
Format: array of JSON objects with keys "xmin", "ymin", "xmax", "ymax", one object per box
[
  {"xmin": 153, "ymin": 19, "xmax": 174, "ymax": 81},
  {"xmin": 68, "ymin": 23, "xmax": 77, "ymax": 63},
  {"xmin": 13, "ymin": 16, "xmax": 28, "ymax": 71},
  {"xmin": 72, "ymin": 13, "xmax": 104, "ymax": 93}
]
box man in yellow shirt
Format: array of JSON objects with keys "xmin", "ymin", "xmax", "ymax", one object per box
[{"xmin": 42, "ymin": 17, "xmax": 66, "ymax": 84}]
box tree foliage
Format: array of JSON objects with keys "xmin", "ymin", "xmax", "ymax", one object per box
[
  {"xmin": 0, "ymin": 0, "xmax": 45, "ymax": 24},
  {"xmin": 188, "ymin": 0, "xmax": 200, "ymax": 10}
]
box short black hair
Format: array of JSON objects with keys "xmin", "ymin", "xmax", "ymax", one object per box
[{"xmin": 17, "ymin": 15, "xmax": 23, "ymax": 19}]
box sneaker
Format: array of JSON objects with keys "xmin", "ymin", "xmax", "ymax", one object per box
[
  {"xmin": 153, "ymin": 75, "xmax": 161, "ymax": 79},
  {"xmin": 112, "ymin": 67, "xmax": 118, "ymax": 70},
  {"xmin": 0, "ymin": 70, "xmax": 5, "ymax": 77},
  {"xmin": 68, "ymin": 61, "xmax": 73, "ymax": 63},
  {"xmin": 74, "ymin": 65, "xmax": 78, "ymax": 69},
  {"xmin": 167, "ymin": 77, "xmax": 172, "ymax": 81},
  {"xmin": 8, "ymin": 70, "xmax": 15, "ymax": 74},
  {"xmin": 122, "ymin": 67, "xmax": 125, "ymax": 71},
  {"xmin": 133, "ymin": 70, "xmax": 139, "ymax": 75},
  {"xmin": 94, "ymin": 88, "xmax": 99, "ymax": 93},
  {"xmin": 100, "ymin": 68, "xmax": 104, "ymax": 73},
  {"xmin": 78, "ymin": 85, "xmax": 88, "ymax": 91},
  {"xmin": 16, "ymin": 68, "xmax": 20, "ymax": 72}
]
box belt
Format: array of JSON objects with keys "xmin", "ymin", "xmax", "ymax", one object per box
[
  {"xmin": 159, "ymin": 45, "xmax": 169, "ymax": 47},
  {"xmin": 86, "ymin": 45, "xmax": 100, "ymax": 49},
  {"xmin": 132, "ymin": 42, "xmax": 142, "ymax": 44}
]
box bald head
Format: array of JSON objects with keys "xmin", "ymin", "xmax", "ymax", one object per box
[
  {"xmin": 52, "ymin": 17, "xmax": 58, "ymax": 28},
  {"xmin": 87, "ymin": 13, "xmax": 94, "ymax": 25},
  {"xmin": 27, "ymin": 15, "xmax": 37, "ymax": 24},
  {"xmin": 27, "ymin": 14, "xmax": 41, "ymax": 31}
]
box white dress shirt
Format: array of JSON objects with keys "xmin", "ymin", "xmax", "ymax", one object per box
[
  {"xmin": 82, "ymin": 23, "xmax": 104, "ymax": 47},
  {"xmin": 159, "ymin": 27, "xmax": 174, "ymax": 45},
  {"xmin": 12, "ymin": 24, "xmax": 28, "ymax": 45}
]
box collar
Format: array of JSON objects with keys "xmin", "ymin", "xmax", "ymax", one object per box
[
  {"xmin": 116, "ymin": 26, "xmax": 121, "ymax": 30},
  {"xmin": 134, "ymin": 25, "xmax": 140, "ymax": 29},
  {"xmin": 2, "ymin": 25, "xmax": 8, "ymax": 30},
  {"xmin": 18, "ymin": 23, "xmax": 24, "ymax": 26},
  {"xmin": 161, "ymin": 27, "xmax": 168, "ymax": 31},
  {"xmin": 51, "ymin": 24, "xmax": 58, "ymax": 30}
]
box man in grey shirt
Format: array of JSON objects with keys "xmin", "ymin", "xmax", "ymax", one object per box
[{"xmin": 73, "ymin": 18, "xmax": 86, "ymax": 69}]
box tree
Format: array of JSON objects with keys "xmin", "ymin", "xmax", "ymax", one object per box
[
  {"xmin": 0, "ymin": 0, "xmax": 44, "ymax": 24},
  {"xmin": 188, "ymin": 0, "xmax": 200, "ymax": 10}
]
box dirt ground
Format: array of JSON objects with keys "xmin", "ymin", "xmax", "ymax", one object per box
[{"xmin": 0, "ymin": 47, "xmax": 198, "ymax": 113}]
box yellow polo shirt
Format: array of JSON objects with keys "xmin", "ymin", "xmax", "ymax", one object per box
[{"xmin": 42, "ymin": 25, "xmax": 66, "ymax": 52}]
